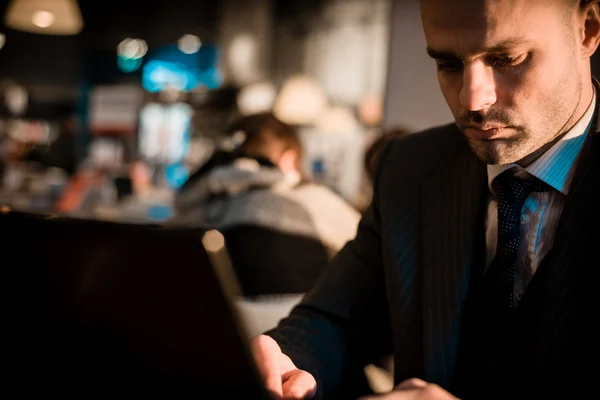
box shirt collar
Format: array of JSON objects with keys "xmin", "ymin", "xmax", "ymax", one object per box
[{"xmin": 487, "ymin": 92, "xmax": 596, "ymax": 195}]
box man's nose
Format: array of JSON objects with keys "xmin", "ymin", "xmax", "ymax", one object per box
[{"xmin": 459, "ymin": 61, "xmax": 497, "ymax": 111}]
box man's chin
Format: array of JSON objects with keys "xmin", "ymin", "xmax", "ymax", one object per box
[{"xmin": 467, "ymin": 139, "xmax": 524, "ymax": 165}]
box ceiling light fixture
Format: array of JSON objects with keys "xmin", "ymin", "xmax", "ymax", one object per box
[
  {"xmin": 31, "ymin": 10, "xmax": 55, "ymax": 28},
  {"xmin": 3, "ymin": 0, "xmax": 83, "ymax": 35}
]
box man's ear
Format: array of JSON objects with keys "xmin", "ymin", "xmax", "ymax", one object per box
[{"xmin": 580, "ymin": 1, "xmax": 600, "ymax": 58}]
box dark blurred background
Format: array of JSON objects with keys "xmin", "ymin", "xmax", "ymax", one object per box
[{"xmin": 1, "ymin": 0, "xmax": 599, "ymax": 222}]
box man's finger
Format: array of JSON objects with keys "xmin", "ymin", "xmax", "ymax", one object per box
[
  {"xmin": 252, "ymin": 336, "xmax": 284, "ymax": 396},
  {"xmin": 395, "ymin": 378, "xmax": 428, "ymax": 390},
  {"xmin": 282, "ymin": 369, "xmax": 317, "ymax": 399}
]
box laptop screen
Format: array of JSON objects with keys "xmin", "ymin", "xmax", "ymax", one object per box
[{"xmin": 2, "ymin": 210, "xmax": 271, "ymax": 397}]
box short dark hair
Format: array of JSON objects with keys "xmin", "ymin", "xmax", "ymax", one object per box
[
  {"xmin": 227, "ymin": 112, "xmax": 303, "ymax": 170},
  {"xmin": 563, "ymin": 0, "xmax": 593, "ymax": 29},
  {"xmin": 568, "ymin": 0, "xmax": 593, "ymax": 9}
]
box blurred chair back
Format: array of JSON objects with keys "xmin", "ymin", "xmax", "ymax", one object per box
[{"xmin": 221, "ymin": 224, "xmax": 330, "ymax": 297}]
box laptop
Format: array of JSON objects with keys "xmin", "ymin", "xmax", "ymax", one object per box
[{"xmin": 1, "ymin": 209, "xmax": 273, "ymax": 398}]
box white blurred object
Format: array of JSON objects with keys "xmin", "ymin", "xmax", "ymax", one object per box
[
  {"xmin": 311, "ymin": 25, "xmax": 369, "ymax": 105},
  {"xmin": 178, "ymin": 34, "xmax": 202, "ymax": 54},
  {"xmin": 138, "ymin": 103, "xmax": 163, "ymax": 162},
  {"xmin": 0, "ymin": 33, "xmax": 5, "ymax": 50},
  {"xmin": 228, "ymin": 33, "xmax": 260, "ymax": 86},
  {"xmin": 235, "ymin": 295, "xmax": 303, "ymax": 338},
  {"xmin": 304, "ymin": 0, "xmax": 390, "ymax": 107},
  {"xmin": 138, "ymin": 102, "xmax": 192, "ymax": 165},
  {"xmin": 237, "ymin": 82, "xmax": 276, "ymax": 115},
  {"xmin": 314, "ymin": 105, "xmax": 359, "ymax": 135},
  {"xmin": 89, "ymin": 137, "xmax": 124, "ymax": 169},
  {"xmin": 118, "ymin": 37, "xmax": 147, "ymax": 59},
  {"xmin": 273, "ymin": 75, "xmax": 328, "ymax": 125},
  {"xmin": 3, "ymin": 0, "xmax": 83, "ymax": 35},
  {"xmin": 163, "ymin": 103, "xmax": 192, "ymax": 163},
  {"xmin": 5, "ymin": 84, "xmax": 28, "ymax": 115}
]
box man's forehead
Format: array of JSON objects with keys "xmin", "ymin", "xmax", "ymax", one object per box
[
  {"xmin": 421, "ymin": 0, "xmax": 563, "ymax": 26},
  {"xmin": 421, "ymin": 0, "xmax": 563, "ymax": 54}
]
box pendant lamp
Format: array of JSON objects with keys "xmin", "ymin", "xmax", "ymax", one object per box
[{"xmin": 3, "ymin": 0, "xmax": 83, "ymax": 36}]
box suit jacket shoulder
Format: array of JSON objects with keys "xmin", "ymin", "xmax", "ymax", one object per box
[{"xmin": 374, "ymin": 123, "xmax": 476, "ymax": 196}]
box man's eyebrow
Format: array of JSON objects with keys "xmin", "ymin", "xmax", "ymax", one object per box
[
  {"xmin": 426, "ymin": 38, "xmax": 530, "ymax": 61},
  {"xmin": 426, "ymin": 47, "xmax": 459, "ymax": 60}
]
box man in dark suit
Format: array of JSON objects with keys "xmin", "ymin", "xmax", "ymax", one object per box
[{"xmin": 252, "ymin": 0, "xmax": 600, "ymax": 398}]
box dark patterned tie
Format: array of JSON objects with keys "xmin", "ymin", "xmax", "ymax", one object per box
[
  {"xmin": 480, "ymin": 171, "xmax": 551, "ymax": 370},
  {"xmin": 484, "ymin": 171, "xmax": 551, "ymax": 321}
]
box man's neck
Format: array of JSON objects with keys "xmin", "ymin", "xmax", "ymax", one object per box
[
  {"xmin": 517, "ymin": 81, "xmax": 595, "ymax": 168},
  {"xmin": 516, "ymin": 132, "xmax": 569, "ymax": 168}
]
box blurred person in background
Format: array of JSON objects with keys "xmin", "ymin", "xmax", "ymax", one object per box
[{"xmin": 172, "ymin": 112, "xmax": 360, "ymax": 297}]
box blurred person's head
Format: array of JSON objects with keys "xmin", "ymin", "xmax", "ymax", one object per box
[
  {"xmin": 421, "ymin": 0, "xmax": 600, "ymax": 166},
  {"xmin": 228, "ymin": 112, "xmax": 303, "ymax": 175},
  {"xmin": 365, "ymin": 128, "xmax": 410, "ymax": 181}
]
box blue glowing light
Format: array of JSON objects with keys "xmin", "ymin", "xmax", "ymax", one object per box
[
  {"xmin": 142, "ymin": 60, "xmax": 198, "ymax": 92},
  {"xmin": 163, "ymin": 162, "xmax": 190, "ymax": 189},
  {"xmin": 117, "ymin": 54, "xmax": 143, "ymax": 72},
  {"xmin": 142, "ymin": 44, "xmax": 222, "ymax": 92}
]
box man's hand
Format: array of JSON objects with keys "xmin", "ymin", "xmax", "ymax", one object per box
[
  {"xmin": 359, "ymin": 378, "xmax": 459, "ymax": 400},
  {"xmin": 251, "ymin": 335, "xmax": 317, "ymax": 399}
]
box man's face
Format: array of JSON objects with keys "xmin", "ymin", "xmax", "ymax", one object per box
[{"xmin": 421, "ymin": 0, "xmax": 585, "ymax": 165}]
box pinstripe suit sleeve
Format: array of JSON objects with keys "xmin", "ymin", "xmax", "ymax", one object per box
[{"xmin": 265, "ymin": 142, "xmax": 395, "ymax": 399}]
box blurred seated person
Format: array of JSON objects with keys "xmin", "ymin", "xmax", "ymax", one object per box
[{"xmin": 172, "ymin": 112, "xmax": 360, "ymax": 297}]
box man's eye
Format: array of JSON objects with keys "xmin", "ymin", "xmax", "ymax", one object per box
[
  {"xmin": 436, "ymin": 60, "xmax": 462, "ymax": 72},
  {"xmin": 489, "ymin": 54, "xmax": 527, "ymax": 68}
]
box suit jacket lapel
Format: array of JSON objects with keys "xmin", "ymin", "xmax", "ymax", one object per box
[
  {"xmin": 530, "ymin": 90, "xmax": 600, "ymax": 373},
  {"xmin": 421, "ymin": 138, "xmax": 488, "ymax": 387}
]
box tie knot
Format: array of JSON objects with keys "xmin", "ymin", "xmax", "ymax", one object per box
[{"xmin": 492, "ymin": 171, "xmax": 550, "ymax": 218}]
